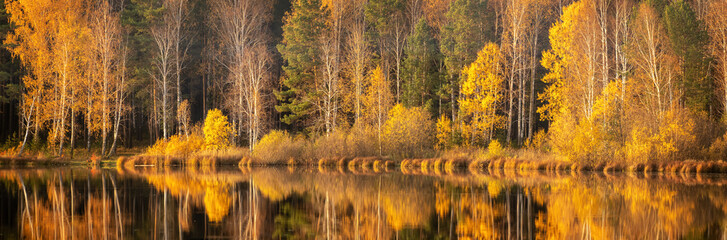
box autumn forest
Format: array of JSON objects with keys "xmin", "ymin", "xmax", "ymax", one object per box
[{"xmin": 1, "ymin": 0, "xmax": 727, "ymax": 167}]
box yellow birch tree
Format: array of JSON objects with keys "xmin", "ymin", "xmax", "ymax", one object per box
[{"xmin": 459, "ymin": 43, "xmax": 505, "ymax": 145}]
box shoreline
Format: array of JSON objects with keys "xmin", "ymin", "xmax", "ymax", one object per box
[{"xmin": 4, "ymin": 155, "xmax": 727, "ymax": 175}]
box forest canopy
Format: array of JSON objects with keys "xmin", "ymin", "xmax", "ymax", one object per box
[{"xmin": 1, "ymin": 0, "xmax": 726, "ymax": 164}]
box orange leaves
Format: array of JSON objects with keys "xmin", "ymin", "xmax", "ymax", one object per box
[
  {"xmin": 146, "ymin": 132, "xmax": 205, "ymax": 157},
  {"xmin": 363, "ymin": 65, "xmax": 393, "ymax": 125},
  {"xmin": 203, "ymin": 109, "xmax": 233, "ymax": 151},
  {"xmin": 459, "ymin": 43, "xmax": 505, "ymax": 145},
  {"xmin": 382, "ymin": 104, "xmax": 434, "ymax": 158},
  {"xmin": 144, "ymin": 108, "xmax": 230, "ymax": 156},
  {"xmin": 435, "ymin": 115, "xmax": 453, "ymax": 150}
]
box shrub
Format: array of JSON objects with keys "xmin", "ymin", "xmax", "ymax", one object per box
[
  {"xmin": 525, "ymin": 129, "xmax": 547, "ymax": 151},
  {"xmin": 253, "ymin": 130, "xmax": 304, "ymax": 164},
  {"xmin": 382, "ymin": 104, "xmax": 434, "ymax": 158},
  {"xmin": 347, "ymin": 122, "xmax": 379, "ymax": 157},
  {"xmin": 624, "ymin": 109, "xmax": 697, "ymax": 163},
  {"xmin": 167, "ymin": 134, "xmax": 205, "ymax": 157},
  {"xmin": 146, "ymin": 126, "xmax": 205, "ymax": 157},
  {"xmin": 203, "ymin": 109, "xmax": 233, "ymax": 150},
  {"xmin": 487, "ymin": 140, "xmax": 504, "ymax": 158},
  {"xmin": 709, "ymin": 132, "xmax": 727, "ymax": 160},
  {"xmin": 435, "ymin": 115, "xmax": 453, "ymax": 150},
  {"xmin": 309, "ymin": 130, "xmax": 348, "ymax": 159}
]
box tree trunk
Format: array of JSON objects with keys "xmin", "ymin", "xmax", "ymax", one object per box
[{"xmin": 17, "ymin": 96, "xmax": 37, "ymax": 156}]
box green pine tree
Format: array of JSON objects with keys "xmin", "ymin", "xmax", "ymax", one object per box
[
  {"xmin": 275, "ymin": 0, "xmax": 329, "ymax": 129},
  {"xmin": 664, "ymin": 0, "xmax": 712, "ymax": 113},
  {"xmin": 402, "ymin": 19, "xmax": 438, "ymax": 110},
  {"xmin": 440, "ymin": 0, "xmax": 493, "ymax": 119}
]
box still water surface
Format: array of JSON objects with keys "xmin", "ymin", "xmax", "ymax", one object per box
[{"xmin": 0, "ymin": 167, "xmax": 726, "ymax": 239}]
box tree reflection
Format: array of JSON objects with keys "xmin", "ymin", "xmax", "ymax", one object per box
[{"xmin": 1, "ymin": 168, "xmax": 727, "ymax": 239}]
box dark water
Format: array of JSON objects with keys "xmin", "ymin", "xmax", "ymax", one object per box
[{"xmin": 1, "ymin": 167, "xmax": 727, "ymax": 239}]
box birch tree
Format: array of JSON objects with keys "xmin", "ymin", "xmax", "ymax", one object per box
[
  {"xmin": 5, "ymin": 0, "xmax": 53, "ymax": 155},
  {"xmin": 213, "ymin": 0, "xmax": 271, "ymax": 148},
  {"xmin": 91, "ymin": 0, "xmax": 121, "ymax": 156},
  {"xmin": 169, "ymin": 0, "xmax": 190, "ymax": 135},
  {"xmin": 503, "ymin": 0, "xmax": 529, "ymax": 144},
  {"xmin": 629, "ymin": 2, "xmax": 678, "ymax": 121},
  {"xmin": 707, "ymin": 0, "xmax": 727, "ymax": 119},
  {"xmin": 459, "ymin": 43, "xmax": 505, "ymax": 144},
  {"xmin": 363, "ymin": 66, "xmax": 393, "ymax": 155},
  {"xmin": 151, "ymin": 0, "xmax": 175, "ymax": 140},
  {"xmin": 346, "ymin": 0, "xmax": 369, "ymax": 122},
  {"xmin": 319, "ymin": 0, "xmax": 345, "ymax": 134}
]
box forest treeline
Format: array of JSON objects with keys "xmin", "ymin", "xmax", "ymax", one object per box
[{"xmin": 1, "ymin": 0, "xmax": 727, "ymax": 163}]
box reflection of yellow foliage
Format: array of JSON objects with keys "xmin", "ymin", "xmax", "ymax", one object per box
[
  {"xmin": 257, "ymin": 182, "xmax": 286, "ymax": 201},
  {"xmin": 383, "ymin": 195, "xmax": 429, "ymax": 231},
  {"xmin": 456, "ymin": 188, "xmax": 502, "ymax": 239},
  {"xmin": 487, "ymin": 181, "xmax": 503, "ymax": 198},
  {"xmin": 142, "ymin": 171, "xmax": 241, "ymax": 224},
  {"xmin": 204, "ymin": 185, "xmax": 232, "ymax": 222},
  {"xmin": 435, "ymin": 183, "xmax": 450, "ymax": 218}
]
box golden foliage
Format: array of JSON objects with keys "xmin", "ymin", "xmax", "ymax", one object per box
[
  {"xmin": 253, "ymin": 130, "xmax": 304, "ymax": 164},
  {"xmin": 382, "ymin": 104, "xmax": 434, "ymax": 158},
  {"xmin": 525, "ymin": 129, "xmax": 547, "ymax": 150},
  {"xmin": 363, "ymin": 65, "xmax": 393, "ymax": 126},
  {"xmin": 487, "ymin": 140, "xmax": 504, "ymax": 158},
  {"xmin": 435, "ymin": 115, "xmax": 453, "ymax": 150},
  {"xmin": 459, "ymin": 43, "xmax": 505, "ymax": 145},
  {"xmin": 204, "ymin": 185, "xmax": 232, "ymax": 222},
  {"xmin": 146, "ymin": 129, "xmax": 205, "ymax": 157},
  {"xmin": 203, "ymin": 109, "xmax": 233, "ymax": 150},
  {"xmin": 624, "ymin": 110, "xmax": 697, "ymax": 163},
  {"xmin": 708, "ymin": 132, "xmax": 727, "ymax": 160},
  {"xmin": 538, "ymin": 1, "xmax": 580, "ymax": 122}
]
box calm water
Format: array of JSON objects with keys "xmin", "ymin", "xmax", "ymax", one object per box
[{"xmin": 0, "ymin": 167, "xmax": 726, "ymax": 239}]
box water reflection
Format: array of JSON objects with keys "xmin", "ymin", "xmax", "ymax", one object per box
[{"xmin": 0, "ymin": 167, "xmax": 727, "ymax": 239}]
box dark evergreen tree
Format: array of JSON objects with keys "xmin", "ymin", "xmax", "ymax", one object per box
[
  {"xmin": 402, "ymin": 19, "xmax": 439, "ymax": 111},
  {"xmin": 275, "ymin": 0, "xmax": 329, "ymax": 130},
  {"xmin": 664, "ymin": 0, "xmax": 712, "ymax": 113}
]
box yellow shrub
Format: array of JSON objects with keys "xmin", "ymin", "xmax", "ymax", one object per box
[
  {"xmin": 146, "ymin": 126, "xmax": 205, "ymax": 157},
  {"xmin": 525, "ymin": 129, "xmax": 547, "ymax": 150},
  {"xmin": 310, "ymin": 130, "xmax": 348, "ymax": 159},
  {"xmin": 487, "ymin": 140, "xmax": 504, "ymax": 158},
  {"xmin": 382, "ymin": 104, "xmax": 434, "ymax": 158},
  {"xmin": 347, "ymin": 122, "xmax": 379, "ymax": 157},
  {"xmin": 624, "ymin": 127, "xmax": 653, "ymax": 164},
  {"xmin": 253, "ymin": 130, "xmax": 303, "ymax": 164},
  {"xmin": 435, "ymin": 115, "xmax": 453, "ymax": 150},
  {"xmin": 624, "ymin": 110, "xmax": 697, "ymax": 163},
  {"xmin": 203, "ymin": 109, "xmax": 233, "ymax": 150},
  {"xmin": 146, "ymin": 139, "xmax": 169, "ymax": 156},
  {"xmin": 709, "ymin": 132, "xmax": 727, "ymax": 160}
]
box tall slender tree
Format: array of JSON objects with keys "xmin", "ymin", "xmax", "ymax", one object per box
[
  {"xmin": 276, "ymin": 0, "xmax": 328, "ymax": 130},
  {"xmin": 213, "ymin": 0, "xmax": 272, "ymax": 148},
  {"xmin": 151, "ymin": 0, "xmax": 176, "ymax": 140}
]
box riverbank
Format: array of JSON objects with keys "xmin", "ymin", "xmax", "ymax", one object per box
[
  {"xmin": 6, "ymin": 146, "xmax": 727, "ymax": 175},
  {"xmin": 112, "ymin": 151, "xmax": 727, "ymax": 176}
]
